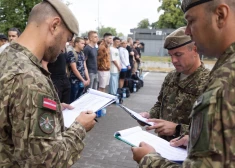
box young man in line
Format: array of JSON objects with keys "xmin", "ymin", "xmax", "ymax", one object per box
[
  {"xmin": 97, "ymin": 33, "xmax": 113, "ymax": 92},
  {"xmin": 84, "ymin": 31, "xmax": 99, "ymax": 90},
  {"xmin": 109, "ymin": 37, "xmax": 121, "ymax": 95},
  {"xmin": 68, "ymin": 37, "xmax": 90, "ymax": 102}
]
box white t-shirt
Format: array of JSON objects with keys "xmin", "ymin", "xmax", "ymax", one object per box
[
  {"xmin": 0, "ymin": 43, "xmax": 9, "ymax": 54},
  {"xmin": 110, "ymin": 46, "xmax": 120, "ymax": 73}
]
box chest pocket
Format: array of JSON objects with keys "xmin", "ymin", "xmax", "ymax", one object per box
[
  {"xmin": 29, "ymin": 90, "xmax": 59, "ymax": 140},
  {"xmin": 188, "ymin": 87, "xmax": 222, "ymax": 157}
]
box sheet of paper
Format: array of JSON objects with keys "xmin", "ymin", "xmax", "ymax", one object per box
[
  {"xmin": 63, "ymin": 89, "xmax": 115, "ymax": 127},
  {"xmin": 115, "ymin": 126, "xmax": 142, "ymax": 137},
  {"xmin": 119, "ymin": 105, "xmax": 154, "ymax": 126},
  {"xmin": 117, "ymin": 127, "xmax": 187, "ymax": 161}
]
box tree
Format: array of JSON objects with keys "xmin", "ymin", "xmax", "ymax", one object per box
[
  {"xmin": 150, "ymin": 21, "xmax": 158, "ymax": 29},
  {"xmin": 137, "ymin": 18, "xmax": 150, "ymax": 29},
  {"xmin": 156, "ymin": 0, "xmax": 186, "ymax": 29},
  {"xmin": 80, "ymin": 31, "xmax": 89, "ymax": 38},
  {"xmin": 98, "ymin": 25, "xmax": 117, "ymax": 38},
  {"xmin": 117, "ymin": 32, "xmax": 124, "ymax": 38},
  {"xmin": 0, "ymin": 0, "xmax": 42, "ymax": 34}
]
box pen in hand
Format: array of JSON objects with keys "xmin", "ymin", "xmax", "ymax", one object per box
[
  {"xmin": 177, "ymin": 133, "xmax": 185, "ymax": 141},
  {"xmin": 86, "ymin": 111, "xmax": 98, "ymax": 123}
]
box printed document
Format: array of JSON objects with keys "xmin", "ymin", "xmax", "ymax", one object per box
[
  {"xmin": 63, "ymin": 89, "xmax": 116, "ymax": 127},
  {"xmin": 114, "ymin": 126, "xmax": 187, "ymax": 161}
]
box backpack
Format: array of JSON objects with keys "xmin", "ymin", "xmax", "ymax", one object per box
[{"xmin": 66, "ymin": 46, "xmax": 84, "ymax": 77}]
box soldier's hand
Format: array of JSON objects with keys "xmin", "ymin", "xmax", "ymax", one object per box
[
  {"xmin": 146, "ymin": 119, "xmax": 177, "ymax": 136},
  {"xmin": 61, "ymin": 103, "xmax": 74, "ymax": 111},
  {"xmin": 76, "ymin": 111, "xmax": 96, "ymax": 132},
  {"xmin": 170, "ymin": 135, "xmax": 189, "ymax": 147},
  {"xmin": 137, "ymin": 112, "xmax": 150, "ymax": 126},
  {"xmin": 131, "ymin": 142, "xmax": 156, "ymax": 163},
  {"xmin": 139, "ymin": 112, "xmax": 150, "ymax": 119}
]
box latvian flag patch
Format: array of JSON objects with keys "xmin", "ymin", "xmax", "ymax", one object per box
[{"xmin": 43, "ymin": 98, "xmax": 57, "ymax": 111}]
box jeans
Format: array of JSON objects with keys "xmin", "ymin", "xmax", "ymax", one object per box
[
  {"xmin": 89, "ymin": 73, "xmax": 98, "ymax": 90},
  {"xmin": 109, "ymin": 73, "xmax": 119, "ymax": 95},
  {"xmin": 70, "ymin": 81, "xmax": 84, "ymax": 103}
]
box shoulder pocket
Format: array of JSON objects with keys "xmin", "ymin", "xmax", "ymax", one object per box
[
  {"xmin": 188, "ymin": 87, "xmax": 222, "ymax": 155},
  {"xmin": 29, "ymin": 90, "xmax": 59, "ymax": 140}
]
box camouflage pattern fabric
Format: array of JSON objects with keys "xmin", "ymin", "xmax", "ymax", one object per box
[
  {"xmin": 0, "ymin": 43, "xmax": 86, "ymax": 167},
  {"xmin": 149, "ymin": 63, "xmax": 209, "ymax": 141},
  {"xmin": 139, "ymin": 43, "xmax": 235, "ymax": 167}
]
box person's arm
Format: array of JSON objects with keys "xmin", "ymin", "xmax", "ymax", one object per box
[
  {"xmin": 132, "ymin": 142, "xmax": 182, "ymax": 168},
  {"xmin": 41, "ymin": 60, "xmax": 49, "ymax": 71},
  {"xmin": 70, "ymin": 63, "xmax": 86, "ymax": 83},
  {"xmin": 84, "ymin": 60, "xmax": 90, "ymax": 85},
  {"xmin": 4, "ymin": 74, "xmax": 96, "ymax": 167},
  {"xmin": 112, "ymin": 60, "xmax": 121, "ymax": 72}
]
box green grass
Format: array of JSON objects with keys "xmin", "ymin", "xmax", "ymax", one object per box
[
  {"xmin": 141, "ymin": 56, "xmax": 171, "ymax": 62},
  {"xmin": 141, "ymin": 56, "xmax": 216, "ymax": 65}
]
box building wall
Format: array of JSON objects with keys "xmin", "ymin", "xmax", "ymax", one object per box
[
  {"xmin": 128, "ymin": 28, "xmax": 175, "ymax": 56},
  {"xmin": 140, "ymin": 40, "xmax": 168, "ymax": 56}
]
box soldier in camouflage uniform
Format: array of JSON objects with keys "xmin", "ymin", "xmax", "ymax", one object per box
[
  {"xmin": 132, "ymin": 0, "xmax": 235, "ymax": 167},
  {"xmin": 140, "ymin": 27, "xmax": 210, "ymax": 141},
  {"xmin": 0, "ymin": 0, "xmax": 96, "ymax": 167}
]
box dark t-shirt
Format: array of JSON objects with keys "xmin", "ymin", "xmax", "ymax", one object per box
[
  {"xmin": 48, "ymin": 52, "xmax": 67, "ymax": 80},
  {"xmin": 83, "ymin": 45, "xmax": 98, "ymax": 74},
  {"xmin": 67, "ymin": 51, "xmax": 86, "ymax": 83},
  {"xmin": 126, "ymin": 45, "xmax": 133, "ymax": 64},
  {"xmin": 135, "ymin": 47, "xmax": 141, "ymax": 57}
]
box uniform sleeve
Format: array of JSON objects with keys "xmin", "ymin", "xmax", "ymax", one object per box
[
  {"xmin": 149, "ymin": 80, "xmax": 165, "ymax": 119},
  {"xmin": 139, "ymin": 153, "xmax": 182, "ymax": 168},
  {"xmin": 6, "ymin": 74, "xmax": 86, "ymax": 167},
  {"xmin": 180, "ymin": 124, "xmax": 189, "ymax": 135}
]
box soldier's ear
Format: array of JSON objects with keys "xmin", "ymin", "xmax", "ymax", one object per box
[
  {"xmin": 215, "ymin": 4, "xmax": 229, "ymax": 29},
  {"xmin": 49, "ymin": 17, "xmax": 62, "ymax": 35}
]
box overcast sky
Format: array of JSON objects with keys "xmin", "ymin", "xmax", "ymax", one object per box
[{"xmin": 68, "ymin": 0, "xmax": 161, "ymax": 36}]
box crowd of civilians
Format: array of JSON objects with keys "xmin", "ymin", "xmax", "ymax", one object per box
[{"xmin": 0, "ymin": 29, "xmax": 144, "ymax": 104}]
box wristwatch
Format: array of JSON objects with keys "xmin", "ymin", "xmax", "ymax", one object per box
[{"xmin": 175, "ymin": 124, "xmax": 181, "ymax": 137}]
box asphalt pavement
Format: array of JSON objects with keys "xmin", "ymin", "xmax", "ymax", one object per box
[{"xmin": 72, "ymin": 72, "xmax": 167, "ymax": 168}]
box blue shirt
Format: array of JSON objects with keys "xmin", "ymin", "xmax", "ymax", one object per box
[{"xmin": 67, "ymin": 51, "xmax": 86, "ymax": 83}]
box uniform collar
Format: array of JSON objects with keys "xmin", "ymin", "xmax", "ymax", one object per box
[
  {"xmin": 173, "ymin": 62, "xmax": 206, "ymax": 89},
  {"xmin": 10, "ymin": 42, "xmax": 50, "ymax": 76},
  {"xmin": 210, "ymin": 42, "xmax": 235, "ymax": 75}
]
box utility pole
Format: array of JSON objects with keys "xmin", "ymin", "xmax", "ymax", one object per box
[{"xmin": 97, "ymin": 0, "xmax": 100, "ymax": 37}]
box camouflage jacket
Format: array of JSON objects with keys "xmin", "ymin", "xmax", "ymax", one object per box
[
  {"xmin": 149, "ymin": 63, "xmax": 209, "ymax": 141},
  {"xmin": 0, "ymin": 43, "xmax": 86, "ymax": 168},
  {"xmin": 139, "ymin": 43, "xmax": 235, "ymax": 167}
]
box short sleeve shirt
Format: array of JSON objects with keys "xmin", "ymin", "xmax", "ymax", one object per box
[{"xmin": 67, "ymin": 51, "xmax": 86, "ymax": 82}]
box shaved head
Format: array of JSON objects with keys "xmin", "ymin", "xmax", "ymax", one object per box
[{"xmin": 28, "ymin": 1, "xmax": 60, "ymax": 25}]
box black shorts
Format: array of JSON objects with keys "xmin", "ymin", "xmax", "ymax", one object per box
[{"xmin": 120, "ymin": 71, "xmax": 127, "ymax": 79}]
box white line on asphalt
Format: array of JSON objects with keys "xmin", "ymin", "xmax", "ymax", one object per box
[{"xmin": 143, "ymin": 72, "xmax": 149, "ymax": 78}]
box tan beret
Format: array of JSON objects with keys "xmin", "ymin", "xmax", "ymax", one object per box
[
  {"xmin": 181, "ymin": 0, "xmax": 213, "ymax": 13},
  {"xmin": 164, "ymin": 27, "xmax": 192, "ymax": 50},
  {"xmin": 44, "ymin": 0, "xmax": 79, "ymax": 35}
]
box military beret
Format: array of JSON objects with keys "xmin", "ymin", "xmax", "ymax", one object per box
[
  {"xmin": 181, "ymin": 0, "xmax": 213, "ymax": 13},
  {"xmin": 164, "ymin": 27, "xmax": 192, "ymax": 50},
  {"xmin": 44, "ymin": 0, "xmax": 79, "ymax": 35}
]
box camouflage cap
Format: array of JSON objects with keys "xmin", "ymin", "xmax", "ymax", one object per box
[
  {"xmin": 181, "ymin": 0, "xmax": 213, "ymax": 13},
  {"xmin": 44, "ymin": 0, "xmax": 79, "ymax": 35},
  {"xmin": 164, "ymin": 27, "xmax": 192, "ymax": 50}
]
